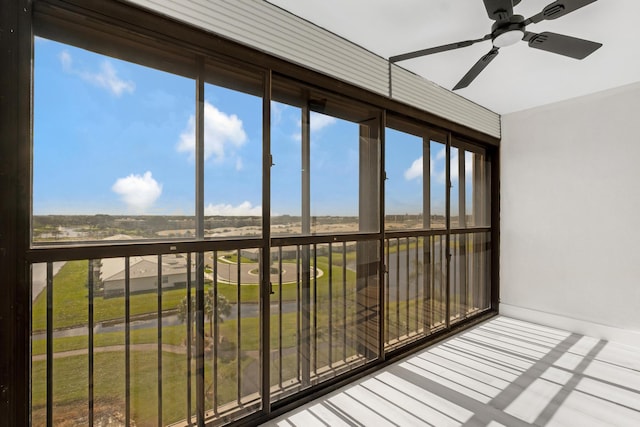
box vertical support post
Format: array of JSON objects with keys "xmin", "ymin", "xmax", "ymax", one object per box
[
  {"xmin": 328, "ymin": 244, "xmax": 333, "ymax": 366},
  {"xmin": 473, "ymin": 152, "xmax": 485, "ymax": 226},
  {"xmin": 459, "ymin": 148, "xmax": 466, "ymax": 229},
  {"xmin": 186, "ymin": 254, "xmax": 192, "ymax": 421},
  {"xmin": 423, "ymin": 139, "xmax": 432, "ymax": 334},
  {"xmin": 472, "ymin": 152, "xmax": 486, "ymax": 311},
  {"xmin": 88, "ymin": 260, "xmax": 94, "ymax": 426},
  {"xmin": 423, "ymin": 137, "xmax": 432, "ymax": 229},
  {"xmin": 458, "ymin": 147, "xmax": 467, "ymax": 318},
  {"xmin": 195, "ymin": 56, "xmax": 205, "ymax": 426},
  {"xmin": 490, "ymin": 146, "xmax": 500, "ymax": 312},
  {"xmin": 405, "ymin": 237, "xmax": 410, "ymax": 337},
  {"xmin": 356, "ymin": 118, "xmax": 380, "ymax": 361},
  {"xmin": 312, "ymin": 245, "xmax": 318, "ymax": 375},
  {"xmin": 157, "ymin": 255, "xmax": 163, "ymax": 426},
  {"xmin": 46, "ymin": 263, "xmax": 53, "ymax": 427},
  {"xmin": 195, "ymin": 63, "xmax": 205, "ymax": 235},
  {"xmin": 414, "ymin": 237, "xmax": 419, "ymax": 332},
  {"xmin": 296, "ymin": 247, "xmax": 301, "ymax": 381},
  {"xmin": 378, "ymin": 111, "xmax": 386, "ymax": 358},
  {"xmin": 125, "ymin": 257, "xmax": 131, "ymax": 426},
  {"xmin": 429, "ymin": 237, "xmax": 435, "ymax": 328},
  {"xmin": 236, "ymin": 250, "xmax": 242, "ymax": 403},
  {"xmin": 395, "ymin": 238, "xmax": 400, "ymax": 339},
  {"xmin": 278, "ymin": 248, "xmax": 283, "ymax": 387},
  {"xmin": 0, "ymin": 2, "xmax": 31, "ymax": 424},
  {"xmin": 300, "ymin": 103, "xmax": 311, "ymax": 386},
  {"xmin": 342, "ymin": 243, "xmax": 347, "ymax": 362},
  {"xmin": 212, "ymin": 253, "xmax": 219, "ymax": 413},
  {"xmin": 195, "ymin": 251, "xmax": 205, "ymax": 424},
  {"xmin": 301, "ymin": 103, "xmax": 311, "ymax": 233},
  {"xmin": 384, "ymin": 239, "xmax": 390, "ymax": 345},
  {"xmin": 260, "ymin": 69, "xmax": 272, "ymax": 413},
  {"xmin": 445, "ymin": 135, "xmax": 451, "ymax": 328}
]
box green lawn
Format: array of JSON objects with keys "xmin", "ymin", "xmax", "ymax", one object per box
[
  {"xmin": 32, "ymin": 260, "xmax": 191, "ymax": 332},
  {"xmin": 32, "ymin": 323, "xmax": 187, "ymax": 356},
  {"xmin": 31, "ymin": 350, "xmax": 251, "ymax": 426},
  {"xmin": 31, "ymin": 303, "xmax": 365, "ymax": 426}
]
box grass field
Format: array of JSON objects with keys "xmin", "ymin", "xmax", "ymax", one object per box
[{"xmin": 31, "ymin": 350, "xmax": 251, "ymax": 426}]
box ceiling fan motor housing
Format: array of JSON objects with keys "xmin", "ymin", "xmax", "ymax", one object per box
[{"xmin": 491, "ymin": 15, "xmax": 526, "ymax": 48}]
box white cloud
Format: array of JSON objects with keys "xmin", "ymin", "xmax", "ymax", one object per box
[
  {"xmin": 59, "ymin": 50, "xmax": 135, "ymax": 96},
  {"xmin": 454, "ymin": 150, "xmax": 473, "ymax": 178},
  {"xmin": 405, "ymin": 147, "xmax": 474, "ymax": 184},
  {"xmin": 204, "ymin": 201, "xmax": 261, "ymax": 216},
  {"xmin": 112, "ymin": 171, "xmax": 162, "ymax": 212},
  {"xmin": 404, "ymin": 156, "xmax": 423, "ymax": 181},
  {"xmin": 399, "ymin": 146, "xmax": 445, "ymax": 183},
  {"xmin": 235, "ymin": 157, "xmax": 244, "ymax": 171},
  {"xmin": 404, "ymin": 155, "xmax": 436, "ymax": 182},
  {"xmin": 291, "ymin": 111, "xmax": 337, "ymax": 141},
  {"xmin": 270, "ymin": 101, "xmax": 283, "ymax": 126},
  {"xmin": 177, "ymin": 101, "xmax": 247, "ymax": 162},
  {"xmin": 310, "ymin": 112, "xmax": 336, "ymax": 132},
  {"xmin": 59, "ymin": 51, "xmax": 72, "ymax": 71},
  {"xmin": 465, "ymin": 151, "xmax": 474, "ymax": 177},
  {"xmin": 432, "ymin": 148, "xmax": 473, "ymax": 184}
]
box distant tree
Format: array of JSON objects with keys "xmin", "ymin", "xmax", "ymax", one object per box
[
  {"xmin": 177, "ymin": 290, "xmax": 231, "ymax": 339},
  {"xmin": 206, "ymin": 289, "xmax": 231, "ymax": 337},
  {"xmin": 177, "ymin": 295, "xmax": 190, "ymax": 321}
]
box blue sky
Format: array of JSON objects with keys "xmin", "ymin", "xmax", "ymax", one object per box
[{"xmin": 34, "ymin": 38, "xmax": 470, "ymax": 217}]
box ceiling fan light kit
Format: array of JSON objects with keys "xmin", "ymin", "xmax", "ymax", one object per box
[
  {"xmin": 390, "ymin": 0, "xmax": 602, "ymax": 90},
  {"xmin": 491, "ymin": 15, "xmax": 525, "ymax": 48}
]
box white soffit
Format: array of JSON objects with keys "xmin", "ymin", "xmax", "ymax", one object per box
[{"xmin": 124, "ymin": 0, "xmax": 501, "ymax": 139}]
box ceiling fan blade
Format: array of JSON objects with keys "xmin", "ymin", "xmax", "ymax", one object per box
[
  {"xmin": 526, "ymin": 31, "xmax": 602, "ymax": 59},
  {"xmin": 525, "ymin": 0, "xmax": 598, "ymax": 25},
  {"xmin": 453, "ymin": 48, "xmax": 499, "ymax": 91},
  {"xmin": 389, "ymin": 34, "xmax": 491, "ymax": 63},
  {"xmin": 483, "ymin": 0, "xmax": 515, "ymax": 21}
]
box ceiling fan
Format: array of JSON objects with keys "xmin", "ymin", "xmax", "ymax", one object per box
[{"xmin": 389, "ymin": 0, "xmax": 602, "ymax": 90}]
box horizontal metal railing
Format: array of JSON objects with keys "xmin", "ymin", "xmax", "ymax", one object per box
[
  {"xmin": 31, "ymin": 246, "xmax": 263, "ymax": 427},
  {"xmin": 268, "ymin": 238, "xmax": 375, "ymax": 403},
  {"xmin": 383, "ymin": 230, "xmax": 491, "ymax": 351},
  {"xmin": 30, "ymin": 230, "xmax": 490, "ymax": 426}
]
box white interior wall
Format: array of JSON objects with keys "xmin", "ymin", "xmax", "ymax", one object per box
[{"xmin": 500, "ymin": 81, "xmax": 640, "ymax": 346}]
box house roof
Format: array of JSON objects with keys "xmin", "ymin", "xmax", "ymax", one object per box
[{"xmin": 101, "ymin": 254, "xmax": 192, "ymax": 282}]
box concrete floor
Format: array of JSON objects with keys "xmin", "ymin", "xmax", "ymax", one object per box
[{"xmin": 262, "ymin": 316, "xmax": 640, "ymax": 426}]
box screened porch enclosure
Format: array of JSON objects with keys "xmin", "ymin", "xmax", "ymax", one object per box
[{"xmin": 25, "ymin": 2, "xmax": 497, "ymax": 426}]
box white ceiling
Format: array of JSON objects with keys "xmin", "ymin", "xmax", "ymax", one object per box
[{"xmin": 267, "ymin": 0, "xmax": 640, "ymax": 114}]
